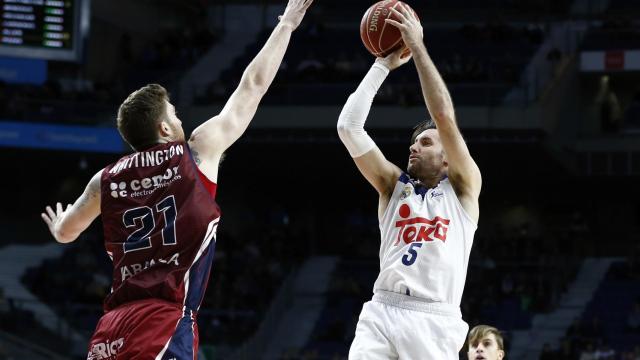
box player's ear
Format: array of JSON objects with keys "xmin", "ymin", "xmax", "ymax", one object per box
[
  {"xmin": 497, "ymin": 349, "xmax": 505, "ymax": 360},
  {"xmin": 159, "ymin": 120, "xmax": 172, "ymax": 137}
]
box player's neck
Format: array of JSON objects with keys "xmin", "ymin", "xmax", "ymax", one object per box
[{"xmin": 417, "ymin": 173, "xmax": 445, "ymax": 189}]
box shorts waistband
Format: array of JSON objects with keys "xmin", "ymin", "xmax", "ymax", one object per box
[
  {"xmin": 372, "ymin": 290, "xmax": 461, "ymax": 317},
  {"xmin": 111, "ymin": 298, "xmax": 197, "ymax": 316}
]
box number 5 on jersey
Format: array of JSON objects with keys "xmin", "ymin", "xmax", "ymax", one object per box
[
  {"xmin": 402, "ymin": 243, "xmax": 422, "ymax": 266},
  {"xmin": 123, "ymin": 195, "xmax": 178, "ymax": 253}
]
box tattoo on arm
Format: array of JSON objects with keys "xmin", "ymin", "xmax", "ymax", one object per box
[
  {"xmin": 88, "ymin": 177, "xmax": 100, "ymax": 199},
  {"xmin": 78, "ymin": 173, "xmax": 100, "ymax": 208},
  {"xmin": 192, "ymin": 150, "xmax": 202, "ymax": 165}
]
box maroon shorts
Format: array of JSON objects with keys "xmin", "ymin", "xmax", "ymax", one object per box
[{"xmin": 87, "ymin": 299, "xmax": 198, "ymax": 360}]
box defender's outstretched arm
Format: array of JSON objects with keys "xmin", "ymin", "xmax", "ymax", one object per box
[{"xmin": 189, "ymin": 0, "xmax": 314, "ymax": 182}]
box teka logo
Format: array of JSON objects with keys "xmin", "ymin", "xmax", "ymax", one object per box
[
  {"xmin": 87, "ymin": 338, "xmax": 124, "ymax": 360},
  {"xmin": 394, "ymin": 204, "xmax": 450, "ymax": 245}
]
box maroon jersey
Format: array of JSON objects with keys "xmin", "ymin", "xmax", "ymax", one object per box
[{"xmin": 101, "ymin": 141, "xmax": 221, "ymax": 312}]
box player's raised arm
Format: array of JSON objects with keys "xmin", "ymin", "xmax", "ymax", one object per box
[
  {"xmin": 337, "ymin": 49, "xmax": 411, "ymax": 197},
  {"xmin": 41, "ymin": 170, "xmax": 102, "ymax": 243},
  {"xmin": 188, "ymin": 0, "xmax": 313, "ymax": 179},
  {"xmin": 386, "ymin": 5, "xmax": 482, "ymax": 221}
]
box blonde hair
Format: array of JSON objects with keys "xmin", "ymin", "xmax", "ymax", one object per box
[{"xmin": 468, "ymin": 325, "xmax": 504, "ymax": 351}]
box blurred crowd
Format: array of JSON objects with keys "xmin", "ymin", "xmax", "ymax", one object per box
[{"xmin": 197, "ymin": 20, "xmax": 546, "ymax": 107}]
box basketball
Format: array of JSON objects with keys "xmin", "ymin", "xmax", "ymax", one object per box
[{"xmin": 360, "ymin": 0, "xmax": 417, "ymax": 57}]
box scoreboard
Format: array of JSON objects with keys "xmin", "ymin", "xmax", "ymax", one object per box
[{"xmin": 0, "ymin": 0, "xmax": 89, "ymax": 61}]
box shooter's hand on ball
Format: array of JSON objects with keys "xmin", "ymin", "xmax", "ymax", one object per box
[
  {"xmin": 375, "ymin": 46, "xmax": 412, "ymax": 71},
  {"xmin": 385, "ymin": 4, "xmax": 424, "ymax": 51},
  {"xmin": 279, "ymin": 0, "xmax": 314, "ymax": 30}
]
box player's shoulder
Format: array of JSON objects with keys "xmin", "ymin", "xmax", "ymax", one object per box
[{"xmin": 91, "ymin": 169, "xmax": 104, "ymax": 187}]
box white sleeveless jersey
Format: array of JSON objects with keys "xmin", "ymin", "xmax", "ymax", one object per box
[{"xmin": 373, "ymin": 173, "xmax": 477, "ymax": 307}]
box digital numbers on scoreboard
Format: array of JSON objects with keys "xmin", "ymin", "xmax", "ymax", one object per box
[{"xmin": 1, "ymin": 0, "xmax": 74, "ymax": 50}]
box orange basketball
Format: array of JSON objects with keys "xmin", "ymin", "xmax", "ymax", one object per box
[{"xmin": 360, "ymin": 0, "xmax": 418, "ymax": 57}]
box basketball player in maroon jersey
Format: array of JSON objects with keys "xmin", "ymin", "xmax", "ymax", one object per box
[{"xmin": 40, "ymin": 1, "xmax": 314, "ymax": 358}]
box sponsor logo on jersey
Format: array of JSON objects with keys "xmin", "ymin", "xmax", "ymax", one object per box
[
  {"xmin": 110, "ymin": 166, "xmax": 181, "ymax": 198},
  {"xmin": 87, "ymin": 338, "xmax": 124, "ymax": 360},
  {"xmin": 393, "ymin": 204, "xmax": 450, "ymax": 245},
  {"xmin": 430, "ymin": 189, "xmax": 444, "ymax": 199},
  {"xmin": 120, "ymin": 252, "xmax": 180, "ymax": 281}
]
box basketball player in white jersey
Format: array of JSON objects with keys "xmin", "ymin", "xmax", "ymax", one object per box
[{"xmin": 337, "ymin": 4, "xmax": 481, "ymax": 359}]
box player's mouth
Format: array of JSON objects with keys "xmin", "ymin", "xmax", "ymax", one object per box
[
  {"xmin": 475, "ymin": 356, "xmax": 486, "ymax": 360},
  {"xmin": 409, "ymin": 155, "xmax": 419, "ymax": 161}
]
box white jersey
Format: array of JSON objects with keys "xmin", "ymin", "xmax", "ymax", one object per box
[{"xmin": 373, "ymin": 172, "xmax": 477, "ymax": 306}]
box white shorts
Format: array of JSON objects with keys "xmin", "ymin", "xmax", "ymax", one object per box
[{"xmin": 348, "ymin": 291, "xmax": 469, "ymax": 360}]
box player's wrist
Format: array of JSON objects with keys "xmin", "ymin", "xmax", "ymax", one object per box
[
  {"xmin": 408, "ymin": 40, "xmax": 427, "ymax": 55},
  {"xmin": 373, "ymin": 61, "xmax": 391, "ymax": 73},
  {"xmin": 278, "ymin": 19, "xmax": 296, "ymax": 31}
]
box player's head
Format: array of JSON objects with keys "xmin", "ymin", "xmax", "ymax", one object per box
[
  {"xmin": 467, "ymin": 325, "xmax": 505, "ymax": 360},
  {"xmin": 117, "ymin": 84, "xmax": 185, "ymax": 151},
  {"xmin": 407, "ymin": 119, "xmax": 447, "ymax": 180}
]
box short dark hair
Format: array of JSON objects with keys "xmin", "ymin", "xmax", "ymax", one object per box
[
  {"xmin": 117, "ymin": 84, "xmax": 169, "ymax": 151},
  {"xmin": 410, "ymin": 119, "xmax": 437, "ymax": 144}
]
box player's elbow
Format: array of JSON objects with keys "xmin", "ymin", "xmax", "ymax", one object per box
[
  {"xmin": 241, "ymin": 69, "xmax": 269, "ymax": 96},
  {"xmin": 54, "ymin": 229, "xmax": 76, "ymax": 244},
  {"xmin": 336, "ymin": 121, "xmax": 349, "ymax": 135},
  {"xmin": 53, "ymin": 223, "xmax": 79, "ymax": 244},
  {"xmin": 336, "ymin": 101, "xmax": 359, "ymax": 135},
  {"xmin": 337, "ymin": 122, "xmax": 359, "ymax": 143}
]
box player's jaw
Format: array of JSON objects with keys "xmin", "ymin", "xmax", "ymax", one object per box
[
  {"xmin": 406, "ymin": 149, "xmax": 446, "ymax": 182},
  {"xmin": 406, "ymin": 153, "xmax": 421, "ymax": 178}
]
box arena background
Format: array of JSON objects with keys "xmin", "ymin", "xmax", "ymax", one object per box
[{"xmin": 0, "ymin": 0, "xmax": 639, "ymax": 359}]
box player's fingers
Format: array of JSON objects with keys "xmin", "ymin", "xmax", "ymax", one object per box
[
  {"xmin": 302, "ymin": 0, "xmax": 314, "ymax": 10},
  {"xmin": 41, "ymin": 213, "xmax": 52, "ymax": 227},
  {"xmin": 46, "ymin": 206, "xmax": 56, "ymax": 219},
  {"xmin": 401, "ymin": 49, "xmax": 412, "ymax": 60},
  {"xmin": 56, "ymin": 202, "xmax": 63, "ymax": 214},
  {"xmin": 399, "ymin": 3, "xmax": 414, "ymax": 20},
  {"xmin": 411, "ymin": 9, "xmax": 420, "ymax": 22},
  {"xmin": 66, "ymin": 204, "xmax": 73, "ymax": 211},
  {"xmin": 390, "ymin": 7, "xmax": 408, "ymax": 22},
  {"xmin": 384, "ymin": 18, "xmax": 404, "ymax": 29}
]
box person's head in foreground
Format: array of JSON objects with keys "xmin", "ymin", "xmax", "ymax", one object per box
[{"xmin": 467, "ymin": 325, "xmax": 505, "ymax": 360}]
